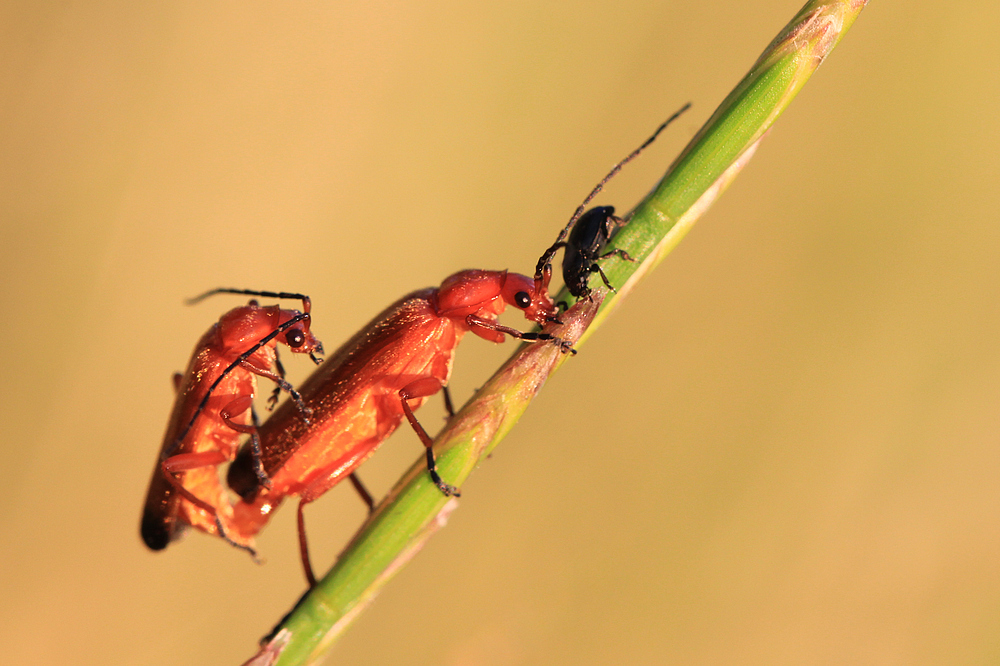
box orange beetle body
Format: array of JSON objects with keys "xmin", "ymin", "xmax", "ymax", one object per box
[
  {"xmin": 227, "ymin": 269, "xmax": 567, "ymax": 584},
  {"xmin": 141, "ymin": 297, "xmax": 322, "ymax": 554}
]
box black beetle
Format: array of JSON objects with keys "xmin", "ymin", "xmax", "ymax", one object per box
[
  {"xmin": 557, "ymin": 205, "xmax": 633, "ymax": 298},
  {"xmin": 534, "ymin": 103, "xmax": 691, "ymax": 305}
]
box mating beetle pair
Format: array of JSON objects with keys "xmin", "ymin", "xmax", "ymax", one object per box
[{"xmin": 141, "ymin": 104, "xmax": 690, "ymax": 585}]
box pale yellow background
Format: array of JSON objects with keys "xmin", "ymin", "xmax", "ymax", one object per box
[{"xmin": 2, "ymin": 1, "xmax": 998, "ymax": 664}]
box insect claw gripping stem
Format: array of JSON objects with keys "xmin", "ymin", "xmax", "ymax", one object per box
[
  {"xmin": 524, "ymin": 331, "xmax": 577, "ymax": 355},
  {"xmin": 400, "ymin": 390, "xmax": 462, "ymax": 498},
  {"xmin": 295, "ymin": 476, "xmax": 377, "ymax": 588},
  {"xmin": 465, "ymin": 314, "xmax": 577, "ymax": 355},
  {"xmin": 426, "ymin": 448, "xmax": 461, "ymax": 496}
]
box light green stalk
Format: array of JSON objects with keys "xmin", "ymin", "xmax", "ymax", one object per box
[{"xmin": 247, "ymin": 2, "xmax": 869, "ymax": 664}]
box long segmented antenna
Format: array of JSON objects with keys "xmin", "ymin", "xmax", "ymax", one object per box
[
  {"xmin": 534, "ymin": 102, "xmax": 692, "ymax": 284},
  {"xmin": 186, "ymin": 288, "xmax": 312, "ymax": 314}
]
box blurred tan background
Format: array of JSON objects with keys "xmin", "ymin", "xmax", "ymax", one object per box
[{"xmin": 2, "ymin": 1, "xmax": 998, "ymax": 664}]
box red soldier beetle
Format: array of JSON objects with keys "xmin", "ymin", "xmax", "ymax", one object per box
[
  {"xmin": 535, "ymin": 103, "xmax": 691, "ymax": 300},
  {"xmin": 140, "ymin": 289, "xmax": 323, "ymax": 557},
  {"xmin": 227, "ymin": 269, "xmax": 573, "ymax": 586}
]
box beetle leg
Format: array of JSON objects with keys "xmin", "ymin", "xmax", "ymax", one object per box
[
  {"xmin": 162, "ymin": 452, "xmax": 229, "ymax": 517},
  {"xmin": 241, "ymin": 360, "xmax": 313, "ymax": 424},
  {"xmin": 590, "ymin": 248, "xmax": 635, "ymax": 293},
  {"xmin": 163, "ymin": 450, "xmax": 229, "ymax": 476},
  {"xmin": 466, "ymin": 314, "xmax": 577, "ymax": 355},
  {"xmin": 221, "ymin": 395, "xmax": 256, "ymax": 434},
  {"xmin": 601, "ymin": 213, "xmax": 628, "ymax": 238},
  {"xmin": 293, "ymin": 469, "xmax": 378, "ymax": 587},
  {"xmin": 296, "ymin": 500, "xmax": 319, "ymax": 587},
  {"xmin": 161, "ymin": 451, "xmax": 256, "ymax": 557},
  {"xmin": 399, "ymin": 378, "xmax": 461, "ymax": 497},
  {"xmin": 442, "ymin": 385, "xmax": 456, "ymax": 418},
  {"xmin": 163, "ymin": 453, "xmax": 259, "ymax": 559},
  {"xmin": 213, "ymin": 515, "xmax": 260, "ymax": 561},
  {"xmin": 221, "ymin": 405, "xmax": 272, "ymax": 488},
  {"xmin": 533, "ymin": 241, "xmax": 567, "ymax": 289},
  {"xmin": 171, "ymin": 372, "xmax": 183, "ymax": 393},
  {"xmin": 247, "ymin": 430, "xmax": 272, "ymax": 489},
  {"xmin": 592, "ymin": 262, "xmax": 615, "ymax": 292},
  {"xmin": 245, "ymin": 405, "xmax": 272, "ymax": 490},
  {"xmin": 219, "ymin": 395, "xmax": 271, "ymax": 488},
  {"xmin": 267, "ymin": 346, "xmax": 286, "ymax": 410},
  {"xmin": 599, "ymin": 247, "xmax": 634, "ymax": 263},
  {"xmin": 349, "ymin": 472, "xmax": 376, "ymax": 513}
]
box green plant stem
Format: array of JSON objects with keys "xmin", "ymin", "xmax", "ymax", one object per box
[{"xmin": 246, "ymin": 2, "xmax": 869, "ymax": 664}]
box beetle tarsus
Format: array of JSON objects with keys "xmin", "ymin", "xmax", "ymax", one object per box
[
  {"xmin": 520, "ymin": 330, "xmax": 576, "ymax": 355},
  {"xmin": 557, "ymin": 339, "xmax": 577, "ymax": 355},
  {"xmin": 214, "ymin": 516, "xmax": 261, "ymax": 563},
  {"xmin": 425, "ymin": 448, "xmax": 461, "ymax": 497}
]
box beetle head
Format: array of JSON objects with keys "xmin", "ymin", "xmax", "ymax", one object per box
[
  {"xmin": 274, "ymin": 308, "xmax": 324, "ymax": 361},
  {"xmin": 217, "ymin": 304, "xmax": 324, "ymax": 363},
  {"xmin": 500, "ymin": 271, "xmax": 559, "ymax": 325},
  {"xmin": 436, "ymin": 269, "xmax": 558, "ymax": 325}
]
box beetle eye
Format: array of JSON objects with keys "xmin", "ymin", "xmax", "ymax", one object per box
[
  {"xmin": 514, "ymin": 291, "xmax": 531, "ymax": 309},
  {"xmin": 286, "ymin": 329, "xmax": 305, "ymax": 348}
]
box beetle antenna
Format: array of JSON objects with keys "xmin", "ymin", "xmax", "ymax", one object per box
[
  {"xmin": 565, "ymin": 102, "xmax": 691, "ymax": 240},
  {"xmin": 186, "ymin": 289, "xmax": 312, "ymax": 314},
  {"xmin": 534, "ymin": 102, "xmax": 691, "ymax": 283}
]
